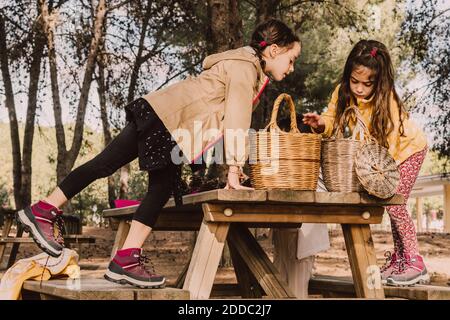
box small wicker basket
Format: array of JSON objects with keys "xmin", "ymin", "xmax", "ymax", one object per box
[
  {"xmin": 322, "ymin": 106, "xmax": 400, "ymax": 198},
  {"xmin": 321, "ymin": 106, "xmax": 366, "ymax": 192},
  {"xmin": 249, "ymin": 94, "xmax": 321, "ymax": 190}
]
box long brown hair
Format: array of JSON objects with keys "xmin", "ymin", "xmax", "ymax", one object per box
[
  {"xmin": 249, "ymin": 19, "xmax": 300, "ymax": 72},
  {"xmin": 335, "ymin": 40, "xmax": 407, "ymax": 148}
]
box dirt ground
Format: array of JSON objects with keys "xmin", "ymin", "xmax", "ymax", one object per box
[{"xmin": 2, "ymin": 226, "xmax": 450, "ymax": 290}]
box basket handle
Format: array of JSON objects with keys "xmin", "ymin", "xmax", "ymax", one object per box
[
  {"xmin": 335, "ymin": 106, "xmax": 374, "ymax": 143},
  {"xmin": 264, "ymin": 93, "xmax": 300, "ymax": 133}
]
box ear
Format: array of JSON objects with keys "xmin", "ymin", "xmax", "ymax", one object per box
[{"xmin": 269, "ymin": 44, "xmax": 279, "ymax": 58}]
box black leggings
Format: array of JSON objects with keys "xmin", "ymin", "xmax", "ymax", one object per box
[{"xmin": 58, "ymin": 122, "xmax": 178, "ymax": 227}]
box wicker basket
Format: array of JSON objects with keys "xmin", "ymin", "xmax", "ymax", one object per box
[
  {"xmin": 321, "ymin": 106, "xmax": 366, "ymax": 192},
  {"xmin": 249, "ymin": 93, "xmax": 321, "ymax": 190},
  {"xmin": 355, "ymin": 141, "xmax": 400, "ymax": 199}
]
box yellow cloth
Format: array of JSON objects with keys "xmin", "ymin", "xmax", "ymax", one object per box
[
  {"xmin": 319, "ymin": 85, "xmax": 428, "ymax": 164},
  {"xmin": 0, "ymin": 248, "xmax": 80, "ymax": 300}
]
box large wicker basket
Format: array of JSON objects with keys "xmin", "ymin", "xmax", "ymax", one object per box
[
  {"xmin": 321, "ymin": 106, "xmax": 366, "ymax": 192},
  {"xmin": 249, "ymin": 93, "xmax": 321, "ymax": 190}
]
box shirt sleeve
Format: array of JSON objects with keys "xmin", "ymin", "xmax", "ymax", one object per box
[
  {"xmin": 223, "ymin": 60, "xmax": 257, "ymax": 166},
  {"xmin": 311, "ymin": 85, "xmax": 339, "ymax": 138}
]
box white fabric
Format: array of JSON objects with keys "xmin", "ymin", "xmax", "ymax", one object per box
[
  {"xmin": 296, "ymin": 172, "xmax": 330, "ymax": 259},
  {"xmin": 272, "ymin": 228, "xmax": 315, "ymax": 299},
  {"xmin": 271, "ymin": 172, "xmax": 331, "ymax": 297}
]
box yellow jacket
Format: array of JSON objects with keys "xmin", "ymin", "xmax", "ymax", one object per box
[
  {"xmin": 319, "ymin": 86, "xmax": 428, "ymax": 164},
  {"xmin": 0, "ymin": 248, "xmax": 80, "ymax": 300}
]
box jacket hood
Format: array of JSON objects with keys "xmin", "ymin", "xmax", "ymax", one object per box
[{"xmin": 202, "ymin": 46, "xmax": 261, "ymax": 70}]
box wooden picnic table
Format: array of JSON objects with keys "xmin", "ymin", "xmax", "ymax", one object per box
[{"xmin": 103, "ymin": 189, "xmax": 404, "ymax": 300}]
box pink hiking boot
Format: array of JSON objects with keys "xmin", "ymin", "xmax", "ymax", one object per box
[
  {"xmin": 380, "ymin": 251, "xmax": 400, "ymax": 284},
  {"xmin": 105, "ymin": 248, "xmax": 165, "ymax": 288},
  {"xmin": 386, "ymin": 253, "xmax": 430, "ymax": 286},
  {"xmin": 17, "ymin": 201, "xmax": 65, "ymax": 257}
]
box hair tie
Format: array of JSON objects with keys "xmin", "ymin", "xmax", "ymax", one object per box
[
  {"xmin": 370, "ymin": 47, "xmax": 378, "ymax": 57},
  {"xmin": 259, "ymin": 40, "xmax": 268, "ymax": 48}
]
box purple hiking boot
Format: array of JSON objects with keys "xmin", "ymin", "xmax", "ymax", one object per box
[
  {"xmin": 104, "ymin": 248, "xmax": 166, "ymax": 288},
  {"xmin": 17, "ymin": 201, "xmax": 65, "ymax": 257}
]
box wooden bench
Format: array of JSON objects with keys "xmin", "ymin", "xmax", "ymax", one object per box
[
  {"xmin": 21, "ymin": 278, "xmax": 189, "ymax": 300},
  {"xmin": 309, "ymin": 275, "xmax": 450, "ymax": 300},
  {"xmin": 0, "ymin": 211, "xmax": 95, "ymax": 269},
  {"xmin": 103, "ymin": 189, "xmax": 404, "ymax": 300}
]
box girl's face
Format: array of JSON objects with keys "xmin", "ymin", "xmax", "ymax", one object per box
[
  {"xmin": 262, "ymin": 41, "xmax": 301, "ymax": 81},
  {"xmin": 349, "ymin": 65, "xmax": 376, "ymax": 100}
]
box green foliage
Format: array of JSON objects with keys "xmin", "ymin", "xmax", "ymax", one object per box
[
  {"xmin": 399, "ymin": 0, "xmax": 450, "ymax": 161},
  {"xmin": 0, "ymin": 181, "xmax": 10, "ymax": 208}
]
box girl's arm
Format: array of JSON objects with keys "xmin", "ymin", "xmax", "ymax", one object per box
[
  {"xmin": 303, "ymin": 86, "xmax": 340, "ymax": 137},
  {"xmin": 223, "ymin": 60, "xmax": 257, "ymax": 190}
]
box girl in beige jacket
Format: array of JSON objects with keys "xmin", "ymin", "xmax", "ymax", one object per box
[{"xmin": 18, "ymin": 19, "xmax": 301, "ymax": 288}]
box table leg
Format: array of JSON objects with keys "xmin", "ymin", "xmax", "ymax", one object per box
[
  {"xmin": 183, "ymin": 219, "xmax": 229, "ymax": 299},
  {"xmin": 110, "ymin": 219, "xmax": 130, "ymax": 259},
  {"xmin": 228, "ymin": 225, "xmax": 295, "ymax": 299},
  {"xmin": 341, "ymin": 224, "xmax": 384, "ymax": 299}
]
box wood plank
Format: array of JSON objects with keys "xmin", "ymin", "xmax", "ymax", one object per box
[
  {"xmin": 103, "ymin": 206, "xmax": 138, "ymax": 218},
  {"xmin": 0, "ymin": 236, "xmax": 95, "ymax": 244},
  {"xmin": 203, "ymin": 203, "xmax": 384, "ymax": 225},
  {"xmin": 134, "ymin": 287, "xmax": 190, "ymax": 300},
  {"xmin": 178, "ymin": 189, "xmax": 267, "ymax": 205},
  {"xmin": 341, "ymin": 224, "xmax": 384, "ymax": 299},
  {"xmin": 22, "ymin": 279, "xmax": 190, "ymax": 300},
  {"xmin": 183, "ymin": 219, "xmax": 229, "ymax": 299},
  {"xmin": 23, "ymin": 279, "xmax": 135, "ymax": 300},
  {"xmin": 309, "ymin": 275, "xmax": 450, "ymax": 300},
  {"xmin": 267, "ymin": 190, "xmax": 315, "ymax": 203},
  {"xmin": 110, "ymin": 220, "xmax": 130, "ymax": 259},
  {"xmin": 228, "ymin": 239, "xmax": 264, "ymax": 298},
  {"xmin": 268, "ymin": 191, "xmax": 403, "ymax": 206},
  {"xmin": 228, "ymin": 224, "xmax": 295, "ymax": 299},
  {"xmin": 0, "ymin": 216, "xmax": 14, "ymax": 265},
  {"xmin": 360, "ymin": 193, "xmax": 404, "ymax": 205},
  {"xmin": 102, "ymin": 190, "xmax": 403, "ymax": 220},
  {"xmin": 0, "ymin": 237, "xmax": 35, "ymax": 243},
  {"xmin": 8, "ymin": 224, "xmax": 24, "ymax": 268},
  {"xmin": 314, "ymin": 192, "xmax": 361, "ymax": 204}
]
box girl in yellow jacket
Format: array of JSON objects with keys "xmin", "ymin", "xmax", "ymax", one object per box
[
  {"xmin": 17, "ymin": 19, "xmax": 301, "ymax": 288},
  {"xmin": 303, "ymin": 40, "xmax": 428, "ymax": 287}
]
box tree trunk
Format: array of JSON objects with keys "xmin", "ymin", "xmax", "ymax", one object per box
[
  {"xmin": 0, "ymin": 15, "xmax": 22, "ymax": 209},
  {"xmin": 97, "ymin": 43, "xmax": 116, "ymax": 208},
  {"xmin": 21, "ymin": 19, "xmax": 46, "ymax": 208},
  {"xmin": 207, "ymin": 0, "xmax": 243, "ymax": 54},
  {"xmin": 207, "ymin": 0, "xmax": 243, "ymax": 268},
  {"xmin": 256, "ymin": 0, "xmax": 280, "ymax": 24},
  {"xmin": 40, "ymin": 0, "xmax": 107, "ymax": 185}
]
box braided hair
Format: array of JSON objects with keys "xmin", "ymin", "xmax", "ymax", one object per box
[{"xmin": 249, "ymin": 19, "xmax": 300, "ymax": 72}]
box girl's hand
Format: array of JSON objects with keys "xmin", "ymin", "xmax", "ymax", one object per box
[
  {"xmin": 224, "ymin": 166, "xmax": 254, "ymax": 190},
  {"xmin": 303, "ymin": 112, "xmax": 325, "ymax": 133}
]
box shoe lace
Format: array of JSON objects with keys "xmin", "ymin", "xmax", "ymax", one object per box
[
  {"xmin": 380, "ymin": 251, "xmax": 394, "ymax": 272},
  {"xmin": 392, "ymin": 256, "xmax": 411, "ymax": 275},
  {"xmin": 138, "ymin": 254, "xmax": 156, "ymax": 274}
]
